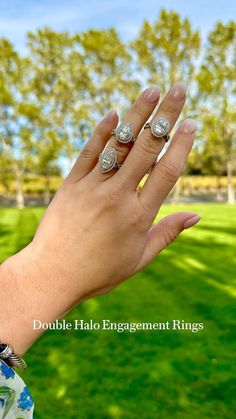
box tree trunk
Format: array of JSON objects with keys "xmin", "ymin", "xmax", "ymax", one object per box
[
  {"xmin": 227, "ymin": 160, "xmax": 235, "ymax": 204},
  {"xmin": 172, "ymin": 179, "xmax": 181, "ymax": 203},
  {"xmin": 44, "ymin": 176, "xmax": 51, "ymax": 205},
  {"xmin": 216, "ymin": 176, "xmax": 223, "ymax": 202},
  {"xmin": 15, "ymin": 169, "xmax": 25, "ymax": 209}
]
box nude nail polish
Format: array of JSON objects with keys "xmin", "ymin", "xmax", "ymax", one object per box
[
  {"xmin": 180, "ymin": 119, "xmax": 196, "ymax": 134},
  {"xmin": 184, "ymin": 215, "xmax": 201, "ymax": 229},
  {"xmin": 144, "ymin": 86, "xmax": 161, "ymax": 103},
  {"xmin": 170, "ymin": 82, "xmax": 187, "ymax": 100},
  {"xmin": 104, "ymin": 109, "xmax": 117, "ymax": 122}
]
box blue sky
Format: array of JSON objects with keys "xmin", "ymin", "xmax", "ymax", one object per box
[{"xmin": 0, "ymin": 0, "xmax": 235, "ymax": 53}]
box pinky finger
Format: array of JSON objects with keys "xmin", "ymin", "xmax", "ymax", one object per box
[{"xmin": 66, "ymin": 109, "xmax": 118, "ymax": 183}]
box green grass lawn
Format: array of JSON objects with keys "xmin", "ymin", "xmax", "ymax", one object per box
[{"xmin": 0, "ymin": 204, "xmax": 235, "ymax": 419}]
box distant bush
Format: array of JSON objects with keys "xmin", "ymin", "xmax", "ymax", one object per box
[
  {"xmin": 0, "ymin": 175, "xmax": 235, "ymax": 200},
  {"xmin": 0, "ymin": 175, "xmax": 63, "ymax": 195},
  {"xmin": 139, "ymin": 176, "xmax": 236, "ymax": 195}
]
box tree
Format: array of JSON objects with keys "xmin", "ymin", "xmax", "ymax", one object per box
[
  {"xmin": 131, "ymin": 9, "xmax": 200, "ymax": 90},
  {"xmin": 0, "ymin": 39, "xmax": 34, "ymax": 208},
  {"xmin": 131, "ymin": 10, "xmax": 200, "ymax": 201},
  {"xmin": 76, "ymin": 28, "xmax": 139, "ymax": 119},
  {"xmin": 26, "ymin": 27, "xmax": 91, "ymax": 192},
  {"xmin": 197, "ymin": 21, "xmax": 236, "ymax": 203},
  {"xmin": 0, "ymin": 152, "xmax": 13, "ymax": 200},
  {"xmin": 34, "ymin": 131, "xmax": 62, "ymax": 204}
]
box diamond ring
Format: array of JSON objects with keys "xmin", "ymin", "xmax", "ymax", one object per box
[
  {"xmin": 112, "ymin": 122, "xmax": 135, "ymax": 144},
  {"xmin": 144, "ymin": 117, "xmax": 170, "ymax": 142},
  {"xmin": 99, "ymin": 148, "xmax": 121, "ymax": 173}
]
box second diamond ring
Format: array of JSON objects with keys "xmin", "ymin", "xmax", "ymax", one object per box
[
  {"xmin": 112, "ymin": 122, "xmax": 136, "ymax": 144},
  {"xmin": 144, "ymin": 117, "xmax": 170, "ymax": 142}
]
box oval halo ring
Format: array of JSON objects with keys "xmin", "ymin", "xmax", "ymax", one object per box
[
  {"xmin": 112, "ymin": 122, "xmax": 135, "ymax": 144},
  {"xmin": 144, "ymin": 117, "xmax": 170, "ymax": 142}
]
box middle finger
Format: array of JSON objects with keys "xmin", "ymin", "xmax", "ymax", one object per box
[{"xmin": 115, "ymin": 82, "xmax": 187, "ymax": 189}]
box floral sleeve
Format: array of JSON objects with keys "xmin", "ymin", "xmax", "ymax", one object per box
[{"xmin": 0, "ymin": 360, "xmax": 34, "ymax": 419}]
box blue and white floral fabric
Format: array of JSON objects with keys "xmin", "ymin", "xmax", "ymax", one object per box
[{"xmin": 0, "ymin": 360, "xmax": 33, "ymax": 418}]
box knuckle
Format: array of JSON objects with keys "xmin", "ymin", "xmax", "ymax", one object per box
[
  {"xmin": 107, "ymin": 188, "xmax": 119, "ymax": 204},
  {"xmin": 160, "ymin": 105, "xmax": 177, "ymax": 117},
  {"xmin": 131, "ymin": 102, "xmax": 144, "ymax": 119},
  {"xmin": 137, "ymin": 136, "xmax": 158, "ymax": 159},
  {"xmin": 95, "ymin": 121, "xmax": 108, "ymax": 136},
  {"xmin": 110, "ymin": 140, "xmax": 130, "ymax": 158},
  {"xmin": 162, "ymin": 227, "xmax": 179, "ymax": 247},
  {"xmin": 158, "ymin": 161, "xmax": 179, "ymax": 183},
  {"xmin": 129, "ymin": 206, "xmax": 146, "ymax": 228},
  {"xmin": 159, "ymin": 95, "xmax": 185, "ymax": 118},
  {"xmin": 102, "ymin": 183, "xmax": 123, "ymax": 207},
  {"xmin": 79, "ymin": 144, "xmax": 95, "ymax": 160}
]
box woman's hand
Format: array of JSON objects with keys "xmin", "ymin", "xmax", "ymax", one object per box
[{"xmin": 0, "ymin": 83, "xmax": 200, "ymax": 354}]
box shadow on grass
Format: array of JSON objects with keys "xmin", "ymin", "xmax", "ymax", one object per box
[
  {"xmin": 1, "ymin": 206, "xmax": 235, "ymax": 418},
  {"xmin": 25, "ymin": 231, "xmax": 236, "ymax": 419},
  {"xmin": 197, "ymin": 224, "xmax": 236, "ymax": 236}
]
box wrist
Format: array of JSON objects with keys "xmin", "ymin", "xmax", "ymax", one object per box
[{"xmin": 0, "ymin": 241, "xmax": 85, "ymax": 355}]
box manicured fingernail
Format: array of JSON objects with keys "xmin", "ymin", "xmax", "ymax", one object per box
[
  {"xmin": 143, "ymin": 86, "xmax": 161, "ymax": 103},
  {"xmin": 104, "ymin": 109, "xmax": 117, "ymax": 122},
  {"xmin": 180, "ymin": 119, "xmax": 196, "ymax": 134},
  {"xmin": 184, "ymin": 215, "xmax": 201, "ymax": 229},
  {"xmin": 170, "ymin": 82, "xmax": 187, "ymax": 100}
]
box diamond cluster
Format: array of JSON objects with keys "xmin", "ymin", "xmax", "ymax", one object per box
[
  {"xmin": 151, "ymin": 117, "xmax": 169, "ymax": 138},
  {"xmin": 100, "ymin": 148, "xmax": 116, "ymax": 173},
  {"xmin": 116, "ymin": 122, "xmax": 133, "ymax": 143}
]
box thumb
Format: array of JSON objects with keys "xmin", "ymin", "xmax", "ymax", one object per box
[{"xmin": 134, "ymin": 212, "xmax": 201, "ymax": 273}]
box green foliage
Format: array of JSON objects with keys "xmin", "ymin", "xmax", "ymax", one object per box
[
  {"xmin": 76, "ymin": 28, "xmax": 139, "ymax": 114},
  {"xmin": 0, "ymin": 13, "xmax": 235, "ymax": 204},
  {"xmin": 131, "ymin": 9, "xmax": 200, "ymax": 88},
  {"xmin": 0, "ymin": 204, "xmax": 235, "ymax": 418},
  {"xmin": 196, "ymin": 21, "xmax": 236, "ymax": 199},
  {"xmin": 0, "ymin": 175, "xmax": 62, "ymax": 195}
]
